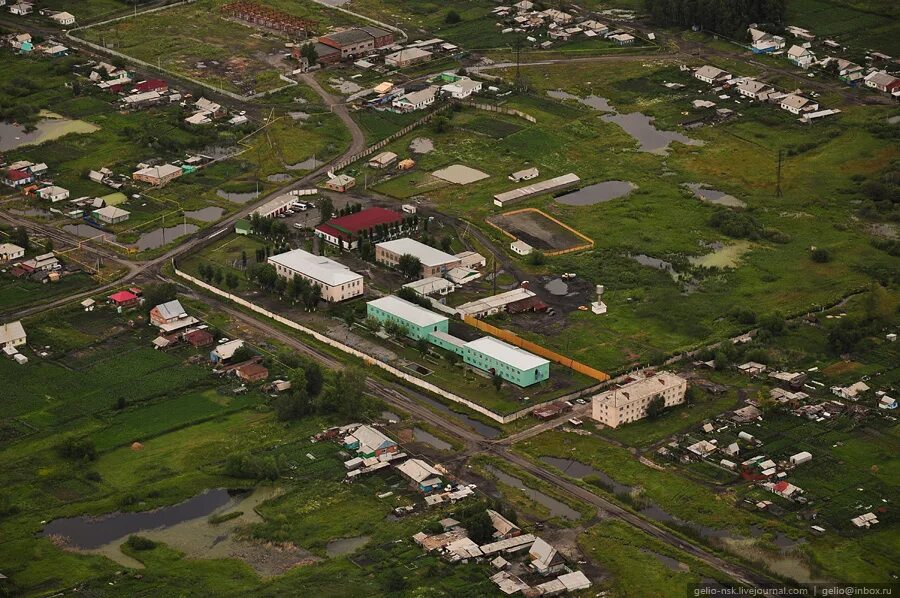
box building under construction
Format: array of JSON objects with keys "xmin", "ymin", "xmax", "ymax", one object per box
[{"xmin": 220, "ymin": 1, "xmax": 316, "ymax": 38}]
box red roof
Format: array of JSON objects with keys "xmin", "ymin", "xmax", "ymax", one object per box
[
  {"xmin": 136, "ymin": 79, "xmax": 168, "ymax": 92},
  {"xmin": 109, "ymin": 290, "xmax": 138, "ymax": 303},
  {"xmin": 6, "ymin": 169, "xmax": 31, "ymax": 181},
  {"xmin": 773, "ymin": 481, "xmax": 790, "ymax": 492},
  {"xmin": 315, "ymin": 207, "xmax": 404, "ymax": 242}
]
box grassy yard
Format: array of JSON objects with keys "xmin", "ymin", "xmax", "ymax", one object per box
[{"xmin": 0, "ymin": 272, "xmax": 96, "ymax": 314}]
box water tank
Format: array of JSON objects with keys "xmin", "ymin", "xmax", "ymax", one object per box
[{"xmin": 596, "ymin": 285, "xmax": 604, "ymax": 296}]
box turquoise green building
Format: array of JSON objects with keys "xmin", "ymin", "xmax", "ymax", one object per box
[{"xmin": 367, "ymin": 295, "xmax": 449, "ymax": 340}]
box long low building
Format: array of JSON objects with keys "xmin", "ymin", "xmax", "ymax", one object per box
[
  {"xmin": 376, "ymin": 237, "xmax": 461, "ymax": 277},
  {"xmin": 493, "ymin": 173, "xmax": 580, "ymax": 207},
  {"xmin": 456, "ymin": 288, "xmax": 536, "ymax": 318},
  {"xmin": 252, "ymin": 194, "xmax": 296, "ymax": 218},
  {"xmin": 592, "ymin": 372, "xmax": 687, "ymax": 428},
  {"xmin": 367, "ymin": 295, "xmax": 449, "ymax": 339},
  {"xmin": 268, "ymin": 249, "xmax": 363, "ymax": 302}
]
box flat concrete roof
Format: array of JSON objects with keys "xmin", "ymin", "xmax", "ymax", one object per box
[
  {"xmin": 377, "ymin": 238, "xmax": 458, "ymax": 267},
  {"xmin": 268, "ymin": 249, "xmax": 362, "ymax": 287},
  {"xmin": 465, "ymin": 336, "xmax": 548, "ymax": 371},
  {"xmin": 368, "ymin": 295, "xmax": 448, "ymax": 328}
]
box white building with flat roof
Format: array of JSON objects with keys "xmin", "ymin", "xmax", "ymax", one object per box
[
  {"xmin": 376, "ymin": 237, "xmax": 461, "ymax": 277},
  {"xmin": 592, "ymin": 372, "xmax": 687, "ymax": 428},
  {"xmin": 403, "ymin": 276, "xmax": 455, "ymax": 297},
  {"xmin": 0, "ymin": 320, "xmax": 27, "ymax": 349},
  {"xmin": 268, "ymin": 249, "xmax": 364, "ymax": 302}
]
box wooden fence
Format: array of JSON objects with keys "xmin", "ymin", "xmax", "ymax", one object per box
[{"xmin": 487, "ymin": 207, "xmax": 594, "ymax": 256}]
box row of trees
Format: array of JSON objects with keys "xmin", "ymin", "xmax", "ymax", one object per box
[
  {"xmin": 198, "ymin": 264, "xmax": 239, "ymax": 289},
  {"xmin": 246, "ymin": 263, "xmax": 322, "ymax": 309},
  {"xmin": 644, "ymin": 0, "xmax": 787, "ymax": 38}
]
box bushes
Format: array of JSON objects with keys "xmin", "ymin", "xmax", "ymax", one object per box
[
  {"xmin": 811, "ymin": 247, "xmax": 831, "ymax": 263},
  {"xmin": 224, "ymin": 452, "xmax": 281, "ymax": 480},
  {"xmin": 125, "ymin": 535, "xmax": 156, "ymax": 551},
  {"xmin": 56, "ymin": 436, "xmax": 97, "ymax": 462}
]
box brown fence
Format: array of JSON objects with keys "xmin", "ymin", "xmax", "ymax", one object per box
[
  {"xmin": 486, "ymin": 207, "xmax": 594, "ymax": 256},
  {"xmin": 465, "ymin": 102, "xmax": 537, "ymax": 123},
  {"xmin": 462, "ymin": 315, "xmax": 610, "ymax": 382}
]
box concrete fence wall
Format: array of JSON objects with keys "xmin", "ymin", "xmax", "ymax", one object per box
[{"xmin": 173, "ymin": 264, "xmax": 556, "ymax": 424}]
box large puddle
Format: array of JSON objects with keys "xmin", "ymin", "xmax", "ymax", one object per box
[
  {"xmin": 42, "ymin": 487, "xmax": 312, "ymax": 576},
  {"xmin": 267, "ymin": 173, "xmax": 292, "ymax": 182},
  {"xmin": 184, "ymin": 206, "xmax": 225, "ymax": 222},
  {"xmin": 544, "ymin": 278, "xmax": 568, "ymax": 296},
  {"xmin": 684, "ymin": 183, "xmax": 746, "ymax": 208},
  {"xmin": 556, "ymin": 181, "xmax": 636, "ymax": 206},
  {"xmin": 64, "ymin": 223, "xmax": 112, "ymax": 241},
  {"xmin": 415, "ymin": 394, "xmax": 501, "ymax": 439},
  {"xmin": 547, "ymin": 90, "xmax": 701, "ymax": 154},
  {"xmin": 413, "ymin": 427, "xmax": 452, "ymax": 451},
  {"xmin": 485, "ymin": 465, "xmax": 579, "ymax": 520},
  {"xmin": 0, "ymin": 113, "xmax": 99, "ymax": 151},
  {"xmin": 135, "ymin": 224, "xmax": 199, "ymax": 250},
  {"xmin": 326, "ymin": 535, "xmax": 370, "ymax": 557},
  {"xmin": 688, "ymin": 240, "xmax": 752, "ymax": 269},
  {"xmin": 217, "ymin": 189, "xmax": 260, "ymax": 204}
]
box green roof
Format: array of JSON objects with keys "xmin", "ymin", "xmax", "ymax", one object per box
[{"xmin": 235, "ymin": 219, "xmax": 252, "ymax": 232}]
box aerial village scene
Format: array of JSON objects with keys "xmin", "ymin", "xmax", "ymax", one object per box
[{"xmin": 0, "ymin": 0, "xmax": 897, "ymax": 595}]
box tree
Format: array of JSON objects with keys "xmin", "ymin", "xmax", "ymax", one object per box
[
  {"xmin": 397, "ymin": 254, "xmax": 422, "ymax": 279},
  {"xmin": 319, "ymin": 197, "xmax": 334, "ymax": 224},
  {"xmin": 416, "ymin": 337, "xmax": 430, "ymax": 355},
  {"xmin": 214, "ymin": 268, "xmax": 224, "ymax": 285},
  {"xmin": 714, "ymin": 351, "xmax": 730, "ymax": 371},
  {"xmin": 274, "ymin": 388, "xmax": 313, "ymax": 421},
  {"xmin": 382, "ymin": 569, "xmax": 407, "ymax": 593},
  {"xmin": 12, "ymin": 226, "xmax": 29, "ymax": 250},
  {"xmin": 444, "ymin": 9, "xmax": 461, "ymax": 24},
  {"xmin": 492, "ymin": 374, "xmax": 503, "ymax": 391},
  {"xmin": 299, "ymin": 42, "xmax": 318, "ymax": 65},
  {"xmin": 304, "ymin": 362, "xmax": 324, "ymax": 396},
  {"xmin": 645, "ymin": 395, "xmax": 666, "ymax": 419},
  {"xmin": 225, "ymin": 273, "xmax": 239, "ymax": 290},
  {"xmin": 864, "ymin": 283, "xmax": 894, "ymax": 325},
  {"xmin": 440, "ymin": 236, "xmax": 452, "ymax": 253},
  {"xmin": 432, "ymin": 115, "xmax": 450, "ymax": 134},
  {"xmin": 241, "ymin": 251, "xmax": 247, "ymax": 269},
  {"xmin": 365, "ymin": 316, "xmax": 383, "ymax": 333},
  {"xmin": 57, "ymin": 436, "xmax": 97, "ymax": 462},
  {"xmin": 527, "ymin": 250, "xmax": 546, "ymax": 266},
  {"xmin": 142, "ymin": 283, "xmax": 177, "ymax": 313}
]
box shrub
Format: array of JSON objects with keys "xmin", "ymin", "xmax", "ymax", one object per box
[
  {"xmin": 811, "ymin": 247, "xmax": 831, "ymax": 263},
  {"xmin": 56, "ymin": 436, "xmax": 97, "ymax": 462},
  {"xmin": 444, "ymin": 10, "xmax": 461, "ymax": 24},
  {"xmin": 125, "ymin": 535, "xmax": 156, "ymax": 551}
]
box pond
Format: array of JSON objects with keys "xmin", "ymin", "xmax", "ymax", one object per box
[
  {"xmin": 326, "ymin": 535, "xmax": 370, "ymax": 557},
  {"xmin": 547, "ymin": 90, "xmax": 614, "ymax": 112},
  {"xmin": 415, "ymin": 394, "xmax": 501, "ymax": 439},
  {"xmin": 484, "ymin": 465, "xmax": 580, "ymax": 520},
  {"xmin": 628, "ymin": 253, "xmax": 676, "ymax": 275},
  {"xmin": 413, "ymin": 427, "xmax": 452, "ymax": 451},
  {"xmin": 64, "ymin": 223, "xmax": 111, "ymax": 241},
  {"xmin": 217, "ymin": 189, "xmax": 260, "ymax": 204},
  {"xmin": 0, "ymin": 112, "xmax": 99, "ymax": 151},
  {"xmin": 641, "ymin": 548, "xmax": 689, "ymax": 572},
  {"xmin": 42, "ymin": 489, "xmax": 235, "ymax": 550},
  {"xmin": 539, "ymin": 456, "xmax": 633, "ymax": 497},
  {"xmin": 601, "ymin": 112, "xmax": 703, "ymax": 155},
  {"xmin": 135, "ymin": 223, "xmax": 199, "ymax": 250},
  {"xmin": 684, "ymin": 183, "xmax": 746, "ymax": 208},
  {"xmin": 42, "ymin": 487, "xmax": 307, "ymax": 577},
  {"xmin": 184, "ymin": 206, "xmax": 225, "ymax": 222},
  {"xmin": 555, "ymin": 181, "xmax": 637, "ymax": 206},
  {"xmin": 267, "ymin": 173, "xmax": 292, "ymax": 182}
]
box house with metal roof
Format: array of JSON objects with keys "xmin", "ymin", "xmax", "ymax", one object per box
[
  {"xmin": 367, "ymin": 295, "xmax": 449, "ymax": 339},
  {"xmin": 0, "ymin": 321, "xmax": 26, "ymax": 349},
  {"xmin": 268, "ymin": 248, "xmax": 364, "ymax": 302},
  {"xmin": 396, "ymin": 458, "xmax": 443, "ymax": 492},
  {"xmin": 343, "ymin": 424, "xmax": 398, "ymax": 458},
  {"xmin": 376, "ymin": 237, "xmax": 461, "ymax": 276}
]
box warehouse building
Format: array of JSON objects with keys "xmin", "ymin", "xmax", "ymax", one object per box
[
  {"xmin": 460, "ymin": 337, "xmax": 549, "ymax": 387},
  {"xmin": 591, "ymin": 372, "xmax": 687, "ymax": 428},
  {"xmin": 318, "ymin": 26, "xmax": 394, "ymax": 59},
  {"xmin": 268, "ymin": 248, "xmax": 363, "ymax": 302},
  {"xmin": 376, "ymin": 237, "xmax": 461, "ymax": 277},
  {"xmin": 315, "ymin": 207, "xmax": 405, "ymax": 250},
  {"xmin": 366, "ymin": 295, "xmax": 449, "ymax": 340}
]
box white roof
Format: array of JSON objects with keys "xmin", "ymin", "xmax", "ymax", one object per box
[
  {"xmin": 268, "ymin": 249, "xmax": 362, "ymax": 288},
  {"xmin": 94, "ymin": 206, "xmax": 130, "ymax": 219},
  {"xmin": 39, "ymin": 185, "xmax": 68, "ymax": 196},
  {"xmin": 0, "ymin": 321, "xmax": 26, "ymax": 345},
  {"xmin": 252, "ymin": 194, "xmax": 295, "ymax": 217},
  {"xmin": 154, "ymin": 299, "xmax": 186, "ymax": 320},
  {"xmin": 134, "ymin": 163, "xmax": 181, "ymax": 179},
  {"xmin": 787, "ymin": 44, "xmax": 810, "ymax": 58},
  {"xmin": 396, "ymin": 458, "xmax": 441, "ymax": 483},
  {"xmin": 781, "ymin": 94, "xmax": 812, "ymax": 109},
  {"xmin": 430, "ymin": 330, "xmax": 466, "ymax": 347},
  {"xmin": 395, "ymin": 86, "xmax": 437, "ymax": 106},
  {"xmin": 369, "ymin": 151, "xmax": 397, "ymax": 165},
  {"xmin": 123, "ymin": 91, "xmax": 161, "ymax": 104},
  {"xmin": 0, "ymin": 243, "xmax": 24, "ymax": 255},
  {"xmin": 403, "ymin": 276, "xmax": 454, "ymax": 294},
  {"xmin": 386, "ymin": 48, "xmax": 432, "ymax": 62},
  {"xmin": 695, "ymin": 65, "xmax": 728, "ymax": 79},
  {"xmin": 212, "ymin": 339, "xmax": 244, "ymax": 360},
  {"xmin": 368, "ymin": 295, "xmax": 448, "ymax": 328},
  {"xmin": 456, "ymin": 287, "xmax": 535, "ymax": 315},
  {"xmin": 494, "ymin": 173, "xmax": 580, "ymax": 204},
  {"xmin": 594, "ymin": 372, "xmax": 686, "ymax": 408},
  {"xmin": 377, "ymin": 238, "xmax": 458, "ymax": 267},
  {"xmin": 465, "ymin": 336, "xmax": 548, "ymax": 371},
  {"xmin": 351, "ymin": 425, "xmax": 396, "ymax": 453}
]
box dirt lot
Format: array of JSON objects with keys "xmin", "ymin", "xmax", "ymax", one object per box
[{"xmin": 488, "ymin": 210, "xmax": 586, "ymax": 252}]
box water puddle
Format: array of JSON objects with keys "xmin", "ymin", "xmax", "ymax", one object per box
[
  {"xmin": 184, "ymin": 206, "xmax": 225, "ymax": 222},
  {"xmin": 12, "ymin": 207, "xmax": 52, "ymax": 218},
  {"xmin": 539, "ymin": 457, "xmax": 633, "ymax": 497},
  {"xmin": 629, "ymin": 253, "xmax": 676, "ymax": 275},
  {"xmin": 409, "ymin": 137, "xmax": 434, "ymax": 154},
  {"xmin": 135, "ymin": 224, "xmax": 199, "ymax": 250},
  {"xmin": 602, "ymin": 112, "xmax": 703, "ymax": 155},
  {"xmin": 641, "ymin": 548, "xmax": 689, "ymax": 572},
  {"xmin": 326, "ymin": 535, "xmax": 370, "ymax": 557},
  {"xmin": 547, "ymin": 90, "xmax": 614, "ymax": 111},
  {"xmin": 287, "ymin": 157, "xmax": 324, "ymax": 171},
  {"xmin": 42, "ymin": 487, "xmax": 309, "ymax": 577},
  {"xmin": 267, "ymin": 173, "xmax": 292, "ymax": 182},
  {"xmin": 544, "ymin": 278, "xmax": 568, "ymax": 296},
  {"xmin": 556, "ymin": 181, "xmax": 636, "ymax": 206},
  {"xmin": 0, "ymin": 114, "xmax": 99, "ymax": 151},
  {"xmin": 484, "ymin": 465, "xmax": 579, "ymax": 520},
  {"xmin": 413, "ymin": 428, "xmax": 452, "ymax": 451},
  {"xmin": 217, "ymin": 189, "xmax": 260, "ymax": 204},
  {"xmin": 64, "ymin": 223, "xmax": 111, "ymax": 241},
  {"xmin": 684, "ymin": 183, "xmax": 746, "ymax": 208},
  {"xmin": 416, "ymin": 395, "xmax": 500, "ymax": 438}
]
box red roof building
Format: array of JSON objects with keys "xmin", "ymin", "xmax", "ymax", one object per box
[
  {"xmin": 183, "ymin": 329, "xmax": 214, "ymax": 348},
  {"xmin": 109, "ymin": 290, "xmax": 140, "ymax": 306},
  {"xmin": 314, "ymin": 207, "xmax": 406, "ymax": 250},
  {"xmin": 236, "ymin": 363, "xmax": 269, "ymax": 382},
  {"xmin": 4, "ymin": 169, "xmax": 34, "ymax": 188},
  {"xmin": 135, "ymin": 79, "xmax": 168, "ymax": 93}
]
